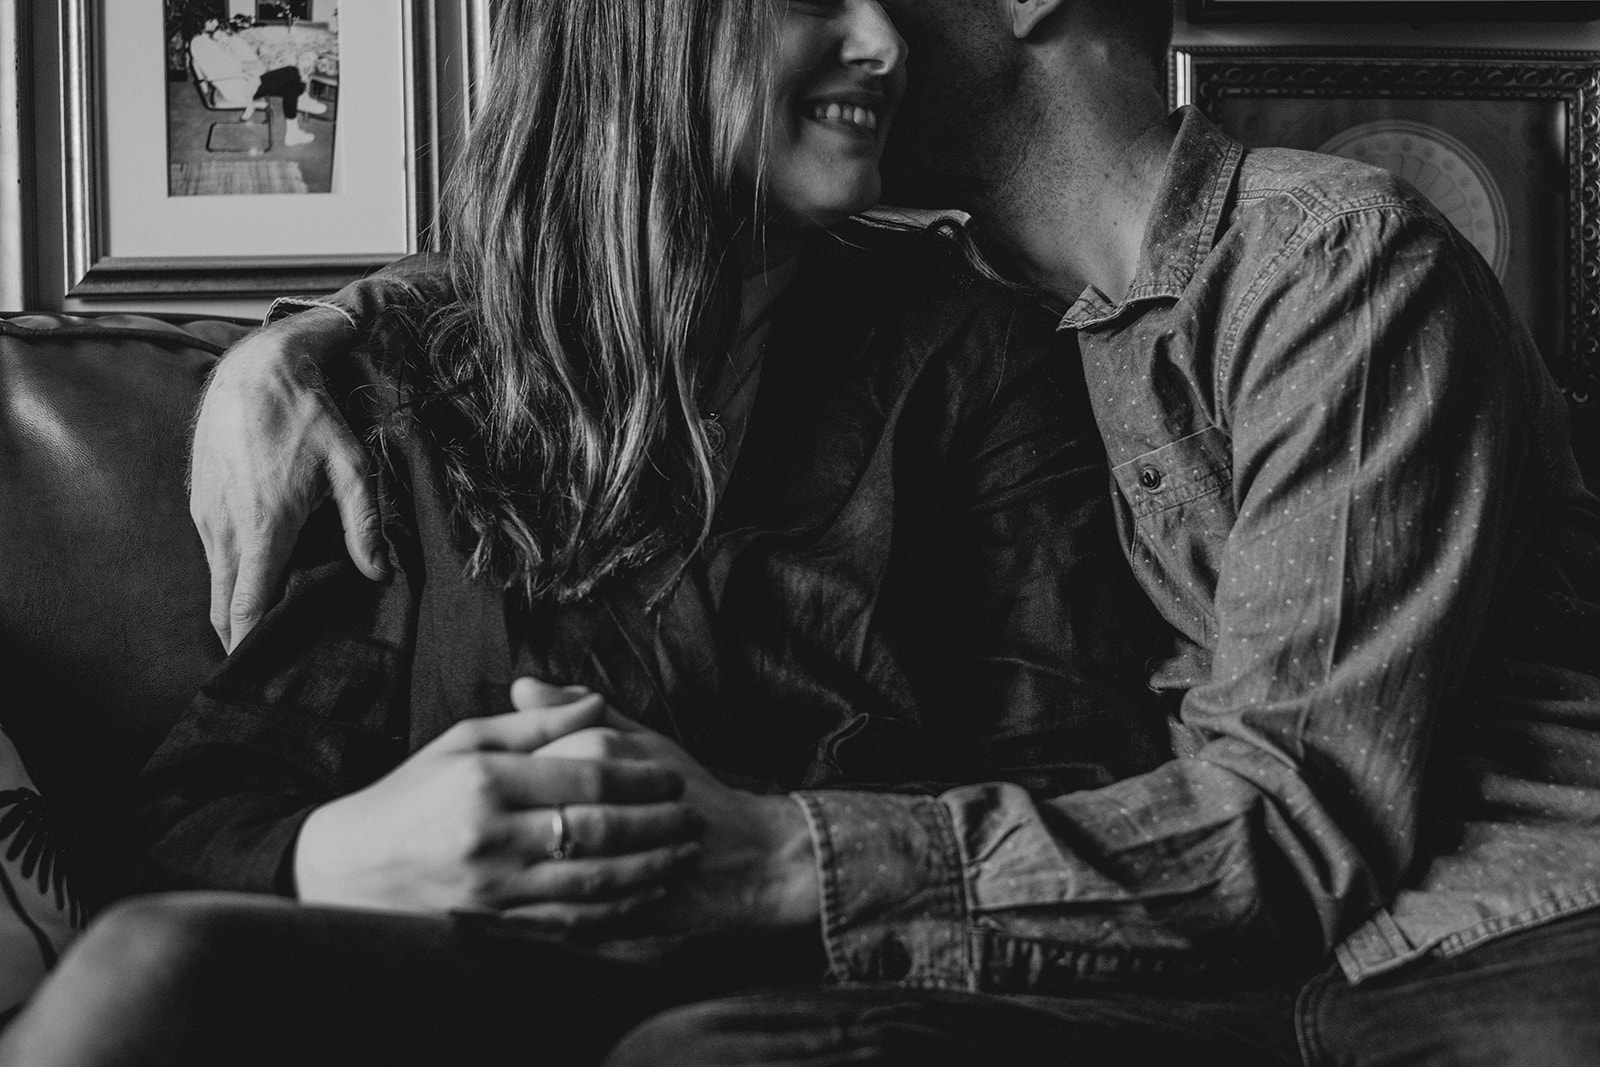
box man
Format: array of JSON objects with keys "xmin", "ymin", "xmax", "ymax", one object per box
[{"xmin": 175, "ymin": 0, "xmax": 1600, "ymax": 1063}]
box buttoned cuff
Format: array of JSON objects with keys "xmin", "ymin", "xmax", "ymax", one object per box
[{"xmin": 795, "ymin": 790, "xmax": 972, "ymax": 989}]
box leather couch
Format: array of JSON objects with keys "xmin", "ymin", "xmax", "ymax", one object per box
[{"xmin": 0, "ymin": 310, "xmax": 252, "ymax": 910}]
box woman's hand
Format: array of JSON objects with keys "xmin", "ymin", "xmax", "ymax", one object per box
[
  {"xmin": 522, "ymin": 680, "xmax": 821, "ymax": 934},
  {"xmin": 293, "ymin": 687, "xmax": 704, "ymax": 927},
  {"xmin": 190, "ymin": 307, "xmax": 386, "ymax": 652}
]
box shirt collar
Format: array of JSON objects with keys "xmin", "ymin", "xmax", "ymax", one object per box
[{"xmin": 1059, "ymin": 106, "xmax": 1244, "ymax": 331}]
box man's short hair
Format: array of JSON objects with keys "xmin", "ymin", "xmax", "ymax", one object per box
[{"xmin": 1085, "ymin": 0, "xmax": 1174, "ymax": 81}]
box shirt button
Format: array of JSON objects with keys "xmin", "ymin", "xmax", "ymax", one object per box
[
  {"xmin": 1138, "ymin": 466, "xmax": 1164, "ymax": 491},
  {"xmin": 878, "ymin": 937, "xmax": 913, "ymax": 980}
]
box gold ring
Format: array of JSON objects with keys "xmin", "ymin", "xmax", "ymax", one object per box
[{"xmin": 546, "ymin": 806, "xmax": 575, "ymax": 861}]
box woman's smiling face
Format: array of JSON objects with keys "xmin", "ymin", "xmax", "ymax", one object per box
[{"xmin": 743, "ymin": 0, "xmax": 908, "ymax": 231}]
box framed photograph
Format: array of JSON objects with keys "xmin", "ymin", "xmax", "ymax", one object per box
[
  {"xmin": 1187, "ymin": 1, "xmax": 1600, "ymax": 21},
  {"xmin": 1170, "ymin": 47, "xmax": 1600, "ymax": 406},
  {"xmin": 58, "ymin": 0, "xmax": 488, "ymax": 298},
  {"xmin": 1, "ymin": 4, "xmax": 30, "ymax": 310}
]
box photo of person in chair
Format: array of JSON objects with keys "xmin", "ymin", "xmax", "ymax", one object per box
[{"xmin": 185, "ymin": 12, "xmax": 325, "ymax": 147}]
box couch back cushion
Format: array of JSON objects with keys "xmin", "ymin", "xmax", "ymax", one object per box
[{"xmin": 0, "ymin": 312, "xmax": 250, "ymax": 906}]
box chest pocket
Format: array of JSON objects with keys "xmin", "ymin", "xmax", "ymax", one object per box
[
  {"xmin": 1111, "ymin": 425, "xmax": 1233, "ymax": 522},
  {"xmin": 1110, "ymin": 426, "xmax": 1235, "ymax": 651}
]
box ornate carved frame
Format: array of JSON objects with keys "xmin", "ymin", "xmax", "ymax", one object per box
[{"xmin": 1171, "ymin": 47, "xmax": 1600, "ymax": 407}]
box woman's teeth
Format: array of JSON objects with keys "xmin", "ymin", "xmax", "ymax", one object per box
[{"xmin": 806, "ymin": 102, "xmax": 878, "ymax": 131}]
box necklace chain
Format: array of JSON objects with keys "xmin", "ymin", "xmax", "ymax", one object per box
[{"xmin": 700, "ymin": 342, "xmax": 766, "ymax": 459}]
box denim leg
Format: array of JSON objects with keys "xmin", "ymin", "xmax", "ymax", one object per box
[
  {"xmin": 606, "ymin": 984, "xmax": 1300, "ymax": 1067},
  {"xmin": 1298, "ymin": 908, "xmax": 1600, "ymax": 1067}
]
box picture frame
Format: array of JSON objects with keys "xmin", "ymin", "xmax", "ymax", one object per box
[
  {"xmin": 1187, "ymin": 1, "xmax": 1600, "ymax": 21},
  {"xmin": 1, "ymin": 3, "xmax": 31, "ymax": 310},
  {"xmin": 1170, "ymin": 47, "xmax": 1600, "ymax": 407},
  {"xmin": 56, "ymin": 0, "xmax": 490, "ymax": 298}
]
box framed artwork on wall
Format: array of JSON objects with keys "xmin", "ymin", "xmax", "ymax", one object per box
[
  {"xmin": 1170, "ymin": 47, "xmax": 1600, "ymax": 407},
  {"xmin": 54, "ymin": 0, "xmax": 488, "ymax": 298},
  {"xmin": 1, "ymin": 4, "xmax": 31, "ymax": 310},
  {"xmin": 1187, "ymin": 1, "xmax": 1600, "ymax": 20}
]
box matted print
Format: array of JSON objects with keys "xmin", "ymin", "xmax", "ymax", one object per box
[{"xmin": 56, "ymin": 0, "xmax": 482, "ymax": 297}]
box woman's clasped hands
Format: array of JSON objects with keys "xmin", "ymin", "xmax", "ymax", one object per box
[{"xmin": 292, "ymin": 678, "xmax": 819, "ymax": 935}]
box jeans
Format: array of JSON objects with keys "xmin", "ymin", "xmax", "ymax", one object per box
[
  {"xmin": 605, "ymin": 984, "xmax": 1300, "ymax": 1067},
  {"xmin": 1298, "ymin": 908, "xmax": 1600, "ymax": 1066}
]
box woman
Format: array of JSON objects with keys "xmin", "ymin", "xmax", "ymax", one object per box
[
  {"xmin": 186, "ymin": 12, "xmax": 325, "ymax": 147},
  {"xmin": 0, "ymin": 1, "xmax": 1167, "ymax": 1064}
]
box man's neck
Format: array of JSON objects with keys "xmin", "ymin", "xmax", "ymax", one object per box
[{"xmin": 974, "ymin": 69, "xmax": 1178, "ymax": 309}]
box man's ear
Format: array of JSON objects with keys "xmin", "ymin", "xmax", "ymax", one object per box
[{"xmin": 1011, "ymin": 0, "xmax": 1068, "ymax": 39}]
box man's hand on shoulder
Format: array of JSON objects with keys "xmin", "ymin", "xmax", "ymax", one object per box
[{"xmin": 190, "ymin": 306, "xmax": 389, "ymax": 652}]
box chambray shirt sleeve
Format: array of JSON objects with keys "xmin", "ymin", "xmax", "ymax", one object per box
[{"xmin": 795, "ymin": 207, "xmax": 1537, "ymax": 990}]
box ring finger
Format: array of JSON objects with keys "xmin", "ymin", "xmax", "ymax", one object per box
[{"xmin": 511, "ymin": 801, "xmax": 702, "ymax": 861}]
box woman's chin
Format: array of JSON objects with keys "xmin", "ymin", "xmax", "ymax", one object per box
[
  {"xmin": 786, "ymin": 196, "xmax": 882, "ymax": 232},
  {"xmin": 762, "ymin": 170, "xmax": 883, "ymax": 232}
]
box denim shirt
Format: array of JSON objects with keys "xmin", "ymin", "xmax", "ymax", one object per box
[{"xmin": 794, "ymin": 108, "xmax": 1600, "ymax": 992}]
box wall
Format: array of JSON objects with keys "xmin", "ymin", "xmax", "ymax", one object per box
[{"xmin": 1, "ymin": 3, "xmax": 26, "ymax": 312}]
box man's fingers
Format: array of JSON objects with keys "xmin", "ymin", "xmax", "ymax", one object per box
[
  {"xmin": 485, "ymin": 755, "xmax": 685, "ymax": 807},
  {"xmin": 509, "ymin": 843, "xmax": 700, "ymax": 906},
  {"xmin": 598, "ymin": 704, "xmax": 648, "ymax": 734},
  {"xmin": 324, "ymin": 432, "xmax": 390, "ymax": 582},
  {"xmin": 506, "ymin": 801, "xmax": 702, "ymax": 859},
  {"xmin": 521, "ymin": 846, "xmax": 697, "ymax": 905},
  {"xmin": 510, "ymin": 676, "xmax": 592, "ymax": 711},
  {"xmin": 226, "ymin": 528, "xmax": 298, "ymax": 653},
  {"xmin": 203, "ymin": 524, "xmax": 240, "ymax": 650},
  {"xmin": 434, "ymin": 697, "xmax": 611, "ymax": 754},
  {"xmin": 491, "ymin": 886, "xmax": 667, "ymax": 931}
]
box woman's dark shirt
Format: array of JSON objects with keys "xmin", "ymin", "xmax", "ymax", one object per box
[{"xmin": 130, "ymin": 227, "xmax": 1171, "ymax": 897}]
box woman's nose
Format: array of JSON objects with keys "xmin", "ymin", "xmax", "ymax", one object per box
[{"xmin": 840, "ymin": 0, "xmax": 908, "ymax": 77}]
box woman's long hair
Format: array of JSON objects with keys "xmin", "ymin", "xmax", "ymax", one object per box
[{"xmin": 419, "ymin": 0, "xmax": 775, "ymax": 603}]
